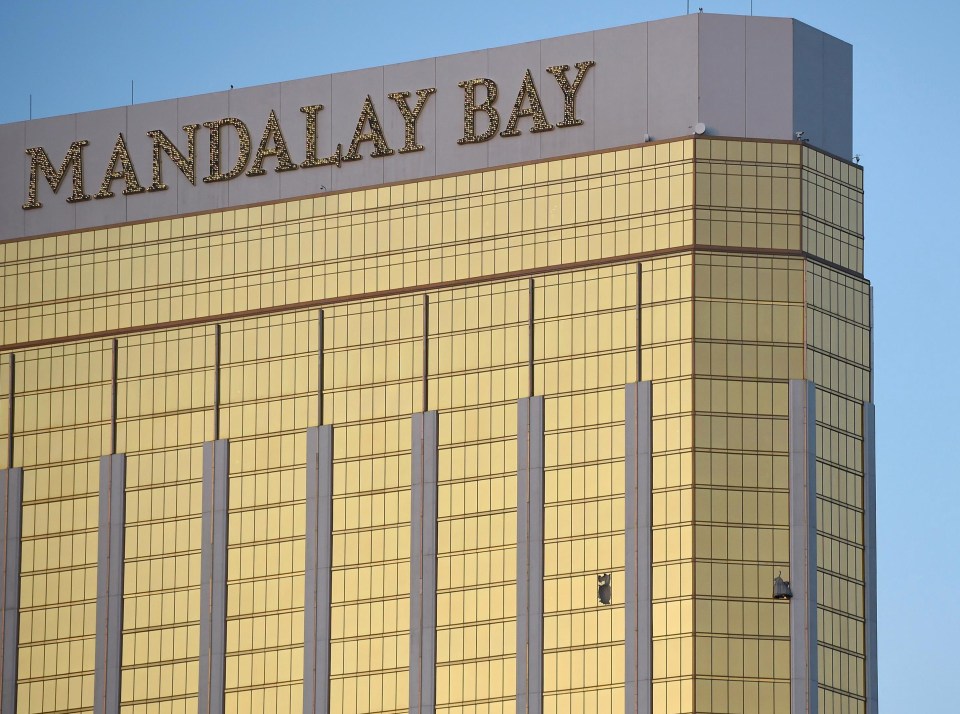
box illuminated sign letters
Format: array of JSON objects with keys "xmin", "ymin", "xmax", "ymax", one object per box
[{"xmin": 22, "ymin": 62, "xmax": 594, "ymax": 210}]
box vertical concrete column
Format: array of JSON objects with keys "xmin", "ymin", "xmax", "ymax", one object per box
[
  {"xmin": 624, "ymin": 382, "xmax": 653, "ymax": 714},
  {"xmin": 199, "ymin": 440, "xmax": 229, "ymax": 714},
  {"xmin": 94, "ymin": 454, "xmax": 126, "ymax": 714},
  {"xmin": 516, "ymin": 396, "xmax": 544, "ymax": 714},
  {"xmin": 789, "ymin": 380, "xmax": 818, "ymax": 714},
  {"xmin": 863, "ymin": 402, "xmax": 878, "ymax": 713},
  {"xmin": 410, "ymin": 411, "xmax": 439, "ymax": 714},
  {"xmin": 303, "ymin": 425, "xmax": 334, "ymax": 714},
  {"xmin": 5, "ymin": 354, "xmax": 14, "ymax": 473},
  {"xmin": 1, "ymin": 467, "xmax": 23, "ymax": 714}
]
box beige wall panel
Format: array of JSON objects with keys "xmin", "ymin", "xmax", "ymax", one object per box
[
  {"xmin": 746, "ymin": 18, "xmax": 794, "ymax": 141},
  {"xmin": 593, "ymin": 23, "xmax": 648, "ymax": 150},
  {"xmin": 698, "ymin": 14, "xmax": 748, "ymax": 137},
  {"xmin": 647, "ymin": 16, "xmax": 699, "ymax": 142},
  {"xmin": 0, "ymin": 122, "xmax": 25, "ymax": 239}
]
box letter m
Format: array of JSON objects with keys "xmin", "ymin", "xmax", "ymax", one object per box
[{"xmin": 22, "ymin": 140, "xmax": 91, "ymax": 209}]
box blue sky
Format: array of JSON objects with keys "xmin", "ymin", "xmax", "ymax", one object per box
[{"xmin": 2, "ymin": 0, "xmax": 957, "ymax": 709}]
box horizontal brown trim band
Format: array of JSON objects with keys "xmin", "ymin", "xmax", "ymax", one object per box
[
  {"xmin": 2, "ymin": 135, "xmax": 858, "ymax": 247},
  {"xmin": 0, "ymin": 245, "xmax": 865, "ymax": 354}
]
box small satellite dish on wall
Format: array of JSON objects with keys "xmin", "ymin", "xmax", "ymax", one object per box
[{"xmin": 693, "ymin": 122, "xmax": 707, "ymax": 135}]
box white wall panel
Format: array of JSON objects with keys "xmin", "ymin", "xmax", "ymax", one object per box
[{"xmin": 0, "ymin": 14, "xmax": 853, "ymax": 242}]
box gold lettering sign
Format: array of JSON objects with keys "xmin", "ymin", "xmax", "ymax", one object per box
[
  {"xmin": 388, "ymin": 88, "xmax": 436, "ymax": 154},
  {"xmin": 22, "ymin": 141, "xmax": 91, "ymax": 209},
  {"xmin": 20, "ymin": 60, "xmax": 595, "ymax": 209},
  {"xmin": 457, "ymin": 78, "xmax": 500, "ymax": 144},
  {"xmin": 344, "ymin": 96, "xmax": 394, "ymax": 162},
  {"xmin": 500, "ymin": 69, "xmax": 553, "ymax": 137},
  {"xmin": 203, "ymin": 118, "xmax": 252, "ymax": 183},
  {"xmin": 546, "ymin": 61, "xmax": 595, "ymax": 127},
  {"xmin": 96, "ymin": 133, "xmax": 146, "ymax": 199},
  {"xmin": 300, "ymin": 105, "xmax": 343, "ymax": 169},
  {"xmin": 147, "ymin": 125, "xmax": 199, "ymax": 191},
  {"xmin": 247, "ymin": 110, "xmax": 298, "ymax": 176}
]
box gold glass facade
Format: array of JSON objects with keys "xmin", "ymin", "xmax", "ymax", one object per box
[{"xmin": 0, "ymin": 136, "xmax": 869, "ymax": 714}]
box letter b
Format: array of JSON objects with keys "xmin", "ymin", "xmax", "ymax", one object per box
[{"xmin": 457, "ymin": 78, "xmax": 499, "ymax": 144}]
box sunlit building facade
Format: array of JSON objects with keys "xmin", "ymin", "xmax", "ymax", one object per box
[{"xmin": 0, "ymin": 13, "xmax": 875, "ymax": 714}]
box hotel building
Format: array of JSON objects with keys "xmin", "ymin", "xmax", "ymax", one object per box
[{"xmin": 0, "ymin": 13, "xmax": 876, "ymax": 714}]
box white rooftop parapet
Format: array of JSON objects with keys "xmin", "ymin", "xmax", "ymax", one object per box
[{"xmin": 0, "ymin": 13, "xmax": 852, "ymax": 243}]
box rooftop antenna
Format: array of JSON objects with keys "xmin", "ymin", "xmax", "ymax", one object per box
[
  {"xmin": 751, "ymin": 0, "xmax": 754, "ymax": 15},
  {"xmin": 29, "ymin": 94, "xmax": 32, "ymax": 120},
  {"xmin": 130, "ymin": 80, "xmax": 134, "ymax": 105}
]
